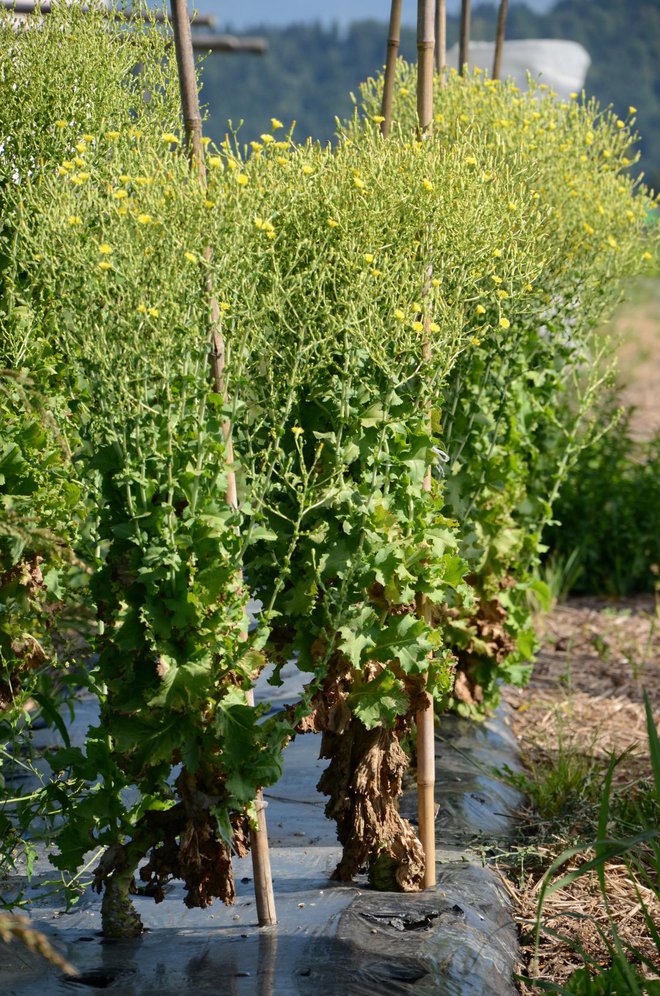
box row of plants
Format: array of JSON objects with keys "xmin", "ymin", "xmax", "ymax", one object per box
[{"xmin": 0, "ymin": 3, "xmax": 656, "ymax": 939}]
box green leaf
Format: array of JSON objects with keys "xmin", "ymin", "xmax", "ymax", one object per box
[{"xmin": 348, "ymin": 670, "xmax": 409, "ymax": 729}]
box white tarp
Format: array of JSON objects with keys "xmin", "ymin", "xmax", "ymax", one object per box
[{"xmin": 446, "ymin": 39, "xmax": 591, "ymax": 100}]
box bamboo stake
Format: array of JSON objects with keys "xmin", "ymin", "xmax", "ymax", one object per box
[
  {"xmin": 415, "ymin": 0, "xmax": 437, "ymax": 891},
  {"xmin": 458, "ymin": 0, "xmax": 471, "ymax": 76},
  {"xmin": 380, "ymin": 0, "xmax": 403, "ymax": 138},
  {"xmin": 170, "ymin": 0, "xmax": 276, "ymax": 928},
  {"xmin": 492, "ymin": 0, "xmax": 509, "ymax": 80},
  {"xmin": 417, "ymin": 0, "xmax": 435, "ymax": 134},
  {"xmin": 435, "ymin": 0, "xmax": 446, "ymax": 79}
]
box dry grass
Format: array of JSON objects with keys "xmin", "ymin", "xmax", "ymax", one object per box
[{"xmin": 498, "ymin": 595, "xmax": 660, "ymax": 990}]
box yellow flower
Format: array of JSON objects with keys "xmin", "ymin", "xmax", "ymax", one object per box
[
  {"xmin": 114, "ymin": 190, "xmax": 128, "ymax": 200},
  {"xmin": 275, "ymin": 141, "xmax": 288, "ymax": 151},
  {"xmin": 301, "ymin": 164, "xmax": 313, "ymax": 176},
  {"xmin": 363, "ymin": 253, "xmax": 374, "ymax": 263},
  {"xmin": 271, "ymin": 117, "xmax": 284, "ymax": 130},
  {"xmin": 569, "ymin": 92, "xmax": 577, "ymax": 100},
  {"xmin": 606, "ymin": 235, "xmax": 618, "ymax": 249},
  {"xmin": 204, "ymin": 199, "xmax": 215, "ymax": 209},
  {"xmin": 74, "ymin": 156, "xmax": 85, "ymax": 167},
  {"xmin": 354, "ymin": 176, "xmax": 365, "ymax": 189},
  {"xmin": 67, "ymin": 215, "xmax": 82, "ymax": 225},
  {"xmin": 148, "ymin": 307, "xmax": 159, "ymax": 318},
  {"xmin": 57, "ymin": 166, "xmax": 68, "ymax": 177},
  {"xmin": 208, "ymin": 156, "xmax": 223, "ymax": 168},
  {"xmin": 499, "ymin": 317, "xmax": 510, "ymax": 329},
  {"xmin": 119, "ymin": 174, "xmax": 131, "ymax": 184},
  {"xmin": 106, "ymin": 131, "xmax": 120, "ymax": 141},
  {"xmin": 429, "ymin": 322, "xmax": 439, "ymax": 333},
  {"xmin": 616, "ymin": 120, "xmax": 624, "ymax": 129},
  {"xmin": 219, "ymin": 301, "xmax": 230, "ymax": 311},
  {"xmin": 492, "ymin": 248, "xmax": 502, "ymax": 258},
  {"xmin": 642, "ymin": 251, "xmax": 653, "ymax": 261},
  {"xmin": 491, "ymin": 274, "xmax": 502, "ymax": 284},
  {"xmin": 422, "ymin": 179, "xmax": 433, "ymax": 192},
  {"xmin": 75, "ymin": 142, "xmax": 86, "ymax": 154},
  {"xmin": 476, "ymin": 304, "xmax": 486, "ymax": 315},
  {"xmin": 629, "ymin": 106, "xmax": 637, "ymax": 115},
  {"xmin": 465, "ymin": 155, "xmax": 477, "ymax": 166},
  {"xmin": 201, "ymin": 136, "xmax": 211, "ymax": 147},
  {"xmin": 371, "ymin": 268, "xmax": 381, "ymax": 277},
  {"xmin": 291, "ymin": 426, "xmax": 304, "ymax": 437},
  {"xmin": 412, "ymin": 321, "xmax": 424, "ymax": 333},
  {"xmin": 471, "ymin": 336, "xmax": 481, "ymax": 346},
  {"xmin": 82, "ymin": 134, "xmax": 94, "ymax": 143},
  {"xmin": 431, "ymin": 278, "xmax": 440, "ymax": 288},
  {"xmin": 372, "ymin": 115, "xmax": 385, "ymax": 124},
  {"xmin": 276, "ymin": 156, "xmax": 288, "ymax": 166},
  {"xmin": 98, "ymin": 243, "xmax": 113, "ymax": 254},
  {"xmin": 394, "ymin": 309, "xmax": 405, "ymax": 321},
  {"xmin": 260, "ymin": 134, "xmax": 275, "ymax": 144},
  {"xmin": 327, "ymin": 218, "xmax": 339, "ymax": 228},
  {"xmin": 508, "ymin": 202, "xmax": 517, "ymax": 211},
  {"xmin": 97, "ymin": 261, "xmax": 112, "ymax": 272},
  {"xmin": 55, "ymin": 119, "xmax": 67, "ymax": 128},
  {"xmin": 525, "ymin": 283, "xmax": 533, "ymax": 292},
  {"xmin": 583, "ymin": 222, "xmax": 594, "ymax": 235},
  {"xmin": 399, "ymin": 87, "xmax": 409, "ymax": 96},
  {"xmin": 236, "ymin": 173, "xmax": 249, "ymax": 186},
  {"xmin": 411, "ymin": 302, "xmax": 421, "ymax": 313},
  {"xmin": 137, "ymin": 304, "xmax": 148, "ymax": 314},
  {"xmin": 184, "ymin": 251, "xmax": 197, "ymax": 263},
  {"xmin": 250, "ymin": 141, "xmax": 263, "ymax": 152},
  {"xmin": 137, "ymin": 214, "xmax": 152, "ymax": 225},
  {"xmin": 161, "ymin": 132, "xmax": 179, "ymax": 144},
  {"xmin": 497, "ymin": 289, "xmax": 509, "ymax": 299}
]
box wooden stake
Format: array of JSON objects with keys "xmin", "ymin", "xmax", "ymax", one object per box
[
  {"xmin": 415, "ymin": 0, "xmax": 437, "ymax": 891},
  {"xmin": 380, "ymin": 0, "xmax": 402, "ymax": 138},
  {"xmin": 492, "ymin": 0, "xmax": 509, "ymax": 81},
  {"xmin": 417, "ymin": 0, "xmax": 435, "ymax": 134},
  {"xmin": 435, "ymin": 0, "xmax": 446, "ymax": 79},
  {"xmin": 458, "ymin": 0, "xmax": 471, "ymax": 76},
  {"xmin": 170, "ymin": 0, "xmax": 276, "ymax": 928}
]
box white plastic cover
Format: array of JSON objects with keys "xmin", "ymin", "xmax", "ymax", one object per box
[{"xmin": 446, "ymin": 39, "xmax": 591, "ymax": 100}]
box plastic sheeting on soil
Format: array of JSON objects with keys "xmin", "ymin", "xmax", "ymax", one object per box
[
  {"xmin": 446, "ymin": 39, "xmax": 591, "ymax": 100},
  {"xmin": 1, "ymin": 665, "xmax": 524, "ymax": 995}
]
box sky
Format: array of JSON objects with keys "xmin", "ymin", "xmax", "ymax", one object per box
[{"xmin": 208, "ymin": 0, "xmax": 556, "ymax": 31}]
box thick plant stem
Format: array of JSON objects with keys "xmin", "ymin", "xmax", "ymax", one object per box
[
  {"xmin": 492, "ymin": 0, "xmax": 508, "ymax": 80},
  {"xmin": 380, "ymin": 0, "xmax": 402, "ymax": 138},
  {"xmin": 459, "ymin": 0, "xmax": 471, "ymax": 75},
  {"xmin": 169, "ymin": 0, "xmax": 276, "ymax": 927},
  {"xmin": 417, "ymin": 0, "xmax": 435, "ymax": 134},
  {"xmin": 435, "ymin": 0, "xmax": 446, "ymax": 79}
]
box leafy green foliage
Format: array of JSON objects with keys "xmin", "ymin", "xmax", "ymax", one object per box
[
  {"xmin": 545, "ymin": 414, "xmax": 660, "ymax": 596},
  {"xmin": 0, "ymin": 3, "xmax": 657, "ymax": 921},
  {"xmin": 351, "ymin": 63, "xmax": 658, "ymax": 711}
]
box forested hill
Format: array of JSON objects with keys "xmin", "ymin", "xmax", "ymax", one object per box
[{"xmin": 200, "ymin": 0, "xmax": 660, "ymax": 189}]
